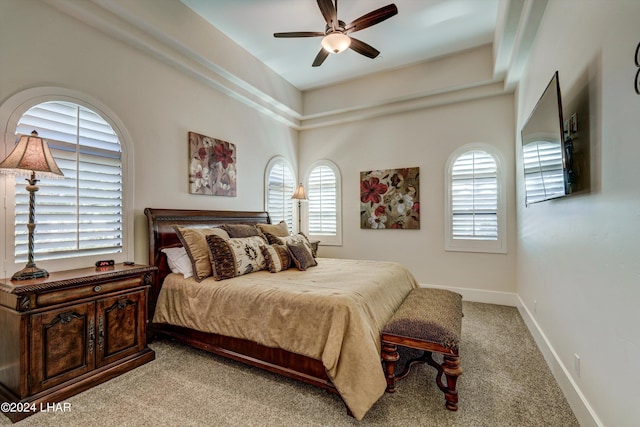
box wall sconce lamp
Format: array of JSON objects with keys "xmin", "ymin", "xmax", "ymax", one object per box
[
  {"xmin": 0, "ymin": 131, "xmax": 64, "ymax": 280},
  {"xmin": 291, "ymin": 182, "xmax": 308, "ymax": 233}
]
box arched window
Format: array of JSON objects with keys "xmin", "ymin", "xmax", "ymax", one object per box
[
  {"xmin": 445, "ymin": 144, "xmax": 506, "ymax": 253},
  {"xmin": 3, "ymin": 99, "xmax": 128, "ymax": 269},
  {"xmin": 264, "ymin": 156, "xmax": 295, "ymax": 232},
  {"xmin": 306, "ymin": 160, "xmax": 341, "ymax": 246}
]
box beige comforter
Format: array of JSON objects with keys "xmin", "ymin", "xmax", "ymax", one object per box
[{"xmin": 153, "ymin": 258, "xmax": 418, "ymax": 420}]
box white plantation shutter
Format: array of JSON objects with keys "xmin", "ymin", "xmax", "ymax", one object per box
[
  {"xmin": 306, "ymin": 160, "xmax": 341, "ymax": 246},
  {"xmin": 445, "ymin": 145, "xmax": 506, "ymax": 253},
  {"xmin": 522, "ymin": 141, "xmax": 565, "ymax": 204},
  {"xmin": 308, "ymin": 165, "xmax": 337, "ymax": 235},
  {"xmin": 265, "ymin": 158, "xmax": 295, "ymax": 232},
  {"xmin": 14, "ymin": 101, "xmax": 123, "ymax": 261},
  {"xmin": 451, "ymin": 151, "xmax": 498, "ymax": 240}
]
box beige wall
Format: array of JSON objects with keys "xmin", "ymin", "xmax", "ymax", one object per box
[
  {"xmin": 0, "ymin": 0, "xmax": 297, "ymax": 273},
  {"xmin": 516, "ymin": 1, "xmax": 640, "ymax": 426},
  {"xmin": 299, "ymin": 93, "xmax": 517, "ymax": 294},
  {"xmin": 303, "ymin": 44, "xmax": 496, "ymax": 117}
]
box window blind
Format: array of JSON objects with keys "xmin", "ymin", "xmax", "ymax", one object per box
[
  {"xmin": 451, "ymin": 150, "xmax": 498, "ymax": 240},
  {"xmin": 307, "ymin": 165, "xmax": 337, "ymax": 236},
  {"xmin": 14, "ymin": 101, "xmax": 123, "ymax": 261},
  {"xmin": 266, "ymin": 160, "xmax": 294, "ymax": 231},
  {"xmin": 522, "ymin": 141, "xmax": 565, "ymax": 201}
]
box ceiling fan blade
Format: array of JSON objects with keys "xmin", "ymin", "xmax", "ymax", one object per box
[
  {"xmin": 312, "ymin": 48, "xmax": 330, "ymax": 67},
  {"xmin": 348, "ymin": 37, "xmax": 380, "ymax": 59},
  {"xmin": 274, "ymin": 31, "xmax": 325, "ymax": 38},
  {"xmin": 317, "ymin": 0, "xmax": 337, "ymax": 30},
  {"xmin": 344, "ymin": 4, "xmax": 398, "ymax": 34}
]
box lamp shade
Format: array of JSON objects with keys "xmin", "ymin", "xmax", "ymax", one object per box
[
  {"xmin": 321, "ymin": 33, "xmax": 351, "ymax": 54},
  {"xmin": 291, "ymin": 183, "xmax": 308, "ymax": 200},
  {"xmin": 0, "ymin": 131, "xmax": 63, "ymax": 177}
]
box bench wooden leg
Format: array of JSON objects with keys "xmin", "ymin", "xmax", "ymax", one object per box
[
  {"xmin": 425, "ymin": 352, "xmax": 462, "ymax": 411},
  {"xmin": 382, "ymin": 340, "xmax": 462, "ymax": 411},
  {"xmin": 381, "ymin": 342, "xmax": 399, "ymax": 392},
  {"xmin": 442, "ymin": 354, "xmax": 462, "ymax": 411}
]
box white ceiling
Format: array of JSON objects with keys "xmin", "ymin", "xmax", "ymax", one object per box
[{"xmin": 181, "ymin": 0, "xmax": 500, "ymax": 90}]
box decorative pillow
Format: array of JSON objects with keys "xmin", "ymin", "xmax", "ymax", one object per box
[
  {"xmin": 297, "ymin": 231, "xmax": 317, "ymax": 257},
  {"xmin": 161, "ymin": 246, "xmax": 194, "ymax": 279},
  {"xmin": 207, "ymin": 235, "xmax": 268, "ymax": 280},
  {"xmin": 266, "ymin": 233, "xmax": 316, "ymax": 258},
  {"xmin": 287, "ymin": 241, "xmax": 317, "ymax": 271},
  {"xmin": 263, "ymin": 232, "xmax": 283, "ymax": 246},
  {"xmin": 174, "ymin": 226, "xmax": 230, "ymax": 281},
  {"xmin": 260, "ymin": 244, "xmax": 291, "ymax": 273},
  {"xmin": 257, "ymin": 221, "xmax": 290, "ymax": 237},
  {"xmin": 222, "ymin": 223, "xmax": 261, "ymax": 238}
]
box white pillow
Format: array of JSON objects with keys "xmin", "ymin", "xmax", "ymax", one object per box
[{"xmin": 161, "ymin": 247, "xmax": 194, "ymax": 279}]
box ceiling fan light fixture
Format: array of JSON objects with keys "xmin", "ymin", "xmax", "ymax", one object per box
[{"xmin": 321, "ymin": 32, "xmax": 351, "ymax": 54}]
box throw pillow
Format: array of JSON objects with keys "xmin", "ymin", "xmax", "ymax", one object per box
[
  {"xmin": 260, "ymin": 244, "xmax": 291, "ymax": 273},
  {"xmin": 222, "ymin": 223, "xmax": 261, "ymax": 238},
  {"xmin": 263, "ymin": 232, "xmax": 283, "ymax": 246},
  {"xmin": 161, "ymin": 246, "xmax": 194, "ymax": 279},
  {"xmin": 297, "ymin": 231, "xmax": 317, "ymax": 257},
  {"xmin": 287, "ymin": 241, "xmax": 317, "ymax": 271},
  {"xmin": 257, "ymin": 221, "xmax": 290, "ymax": 237},
  {"xmin": 265, "ymin": 233, "xmax": 316, "ymax": 258},
  {"xmin": 207, "ymin": 235, "xmax": 268, "ymax": 280},
  {"xmin": 174, "ymin": 225, "xmax": 230, "ymax": 281}
]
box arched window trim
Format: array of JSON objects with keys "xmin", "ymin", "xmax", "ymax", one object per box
[
  {"xmin": 264, "ymin": 155, "xmax": 296, "ymax": 233},
  {"xmin": 0, "ymin": 87, "xmax": 134, "ymax": 276},
  {"xmin": 304, "ymin": 159, "xmax": 342, "ymax": 246},
  {"xmin": 444, "ymin": 143, "xmax": 506, "ymax": 254}
]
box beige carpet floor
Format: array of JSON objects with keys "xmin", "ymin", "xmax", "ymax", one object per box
[{"xmin": 1, "ymin": 302, "xmax": 579, "ymax": 426}]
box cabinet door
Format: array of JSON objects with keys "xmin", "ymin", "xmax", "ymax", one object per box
[
  {"xmin": 29, "ymin": 302, "xmax": 96, "ymax": 394},
  {"xmin": 96, "ymin": 290, "xmax": 146, "ymax": 367}
]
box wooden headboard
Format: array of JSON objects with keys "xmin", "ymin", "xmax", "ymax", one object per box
[{"xmin": 144, "ymin": 208, "xmax": 271, "ymax": 310}]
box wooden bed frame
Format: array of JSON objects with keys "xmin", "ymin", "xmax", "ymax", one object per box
[{"xmin": 144, "ymin": 208, "xmax": 336, "ymax": 395}]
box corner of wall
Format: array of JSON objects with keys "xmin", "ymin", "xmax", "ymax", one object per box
[{"xmin": 516, "ymin": 296, "xmax": 603, "ymax": 427}]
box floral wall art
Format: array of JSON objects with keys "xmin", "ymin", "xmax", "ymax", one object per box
[
  {"xmin": 360, "ymin": 167, "xmax": 420, "ymax": 229},
  {"xmin": 188, "ymin": 131, "xmax": 236, "ymax": 196}
]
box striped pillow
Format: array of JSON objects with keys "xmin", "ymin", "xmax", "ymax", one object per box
[{"xmin": 260, "ymin": 244, "xmax": 291, "ymax": 273}]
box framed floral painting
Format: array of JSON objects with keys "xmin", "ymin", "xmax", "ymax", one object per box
[
  {"xmin": 360, "ymin": 167, "xmax": 420, "ymax": 229},
  {"xmin": 188, "ymin": 131, "xmax": 236, "ymax": 196}
]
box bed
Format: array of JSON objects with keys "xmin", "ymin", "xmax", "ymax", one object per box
[{"xmin": 145, "ymin": 208, "xmax": 418, "ymax": 420}]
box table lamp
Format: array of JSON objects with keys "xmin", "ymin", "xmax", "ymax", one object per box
[{"xmin": 0, "ymin": 131, "xmax": 64, "ymax": 280}]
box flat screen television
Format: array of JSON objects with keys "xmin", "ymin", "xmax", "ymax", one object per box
[{"xmin": 521, "ymin": 71, "xmax": 575, "ymax": 206}]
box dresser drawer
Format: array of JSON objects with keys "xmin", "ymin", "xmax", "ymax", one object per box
[{"xmin": 36, "ymin": 277, "xmax": 143, "ymax": 307}]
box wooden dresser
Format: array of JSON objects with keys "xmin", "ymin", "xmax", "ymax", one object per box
[{"xmin": 0, "ymin": 264, "xmax": 156, "ymax": 422}]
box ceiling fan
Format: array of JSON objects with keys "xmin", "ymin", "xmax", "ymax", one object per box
[{"xmin": 273, "ymin": 0, "xmax": 398, "ymax": 67}]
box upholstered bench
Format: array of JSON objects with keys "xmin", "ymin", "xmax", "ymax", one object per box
[{"xmin": 381, "ymin": 287, "xmax": 463, "ymax": 410}]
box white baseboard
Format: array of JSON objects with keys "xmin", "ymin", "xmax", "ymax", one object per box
[
  {"xmin": 516, "ymin": 296, "xmax": 603, "ymax": 427},
  {"xmin": 418, "ymin": 283, "xmax": 518, "ymax": 306},
  {"xmin": 419, "ymin": 284, "xmax": 602, "ymax": 426}
]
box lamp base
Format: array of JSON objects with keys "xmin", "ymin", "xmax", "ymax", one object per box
[{"xmin": 11, "ymin": 265, "xmax": 49, "ymax": 281}]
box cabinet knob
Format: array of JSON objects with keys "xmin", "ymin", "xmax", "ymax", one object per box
[{"xmin": 93, "ymin": 285, "xmax": 102, "ymax": 292}]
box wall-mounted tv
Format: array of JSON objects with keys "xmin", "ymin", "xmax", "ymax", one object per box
[{"xmin": 521, "ymin": 71, "xmax": 576, "ymax": 206}]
